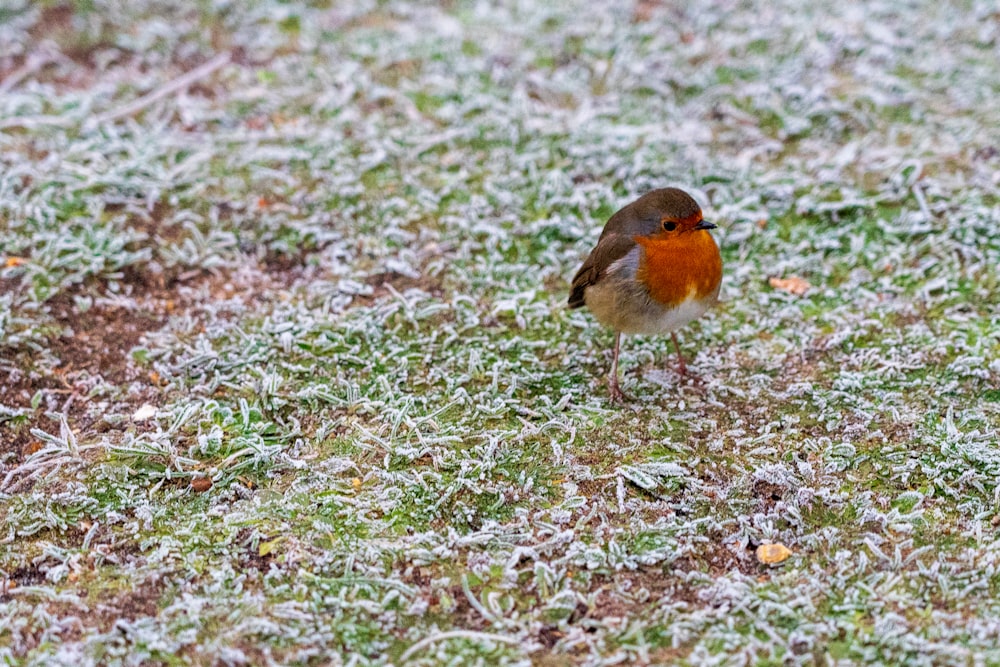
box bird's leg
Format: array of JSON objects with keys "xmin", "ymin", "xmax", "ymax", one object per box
[
  {"xmin": 670, "ymin": 332, "xmax": 688, "ymax": 376},
  {"xmin": 608, "ymin": 331, "xmax": 625, "ymax": 402}
]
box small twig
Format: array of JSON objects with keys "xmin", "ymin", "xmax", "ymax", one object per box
[
  {"xmin": 912, "ymin": 182, "xmax": 932, "ymax": 221},
  {"xmin": 60, "ymin": 392, "xmax": 78, "ymax": 415},
  {"xmin": 0, "ymin": 114, "xmax": 77, "ymax": 130},
  {"xmin": 91, "ymin": 51, "xmax": 231, "ymax": 125},
  {"xmin": 1, "ymin": 461, "xmax": 62, "ymax": 495},
  {"xmin": 0, "ymin": 444, "xmax": 102, "ymax": 492},
  {"xmin": 0, "ymin": 45, "xmax": 65, "ymax": 95},
  {"xmin": 396, "ymin": 630, "xmax": 519, "ymax": 664},
  {"xmin": 1, "ymin": 52, "xmax": 231, "ymax": 131}
]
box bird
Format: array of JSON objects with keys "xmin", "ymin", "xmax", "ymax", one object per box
[{"xmin": 568, "ymin": 188, "xmax": 722, "ymax": 402}]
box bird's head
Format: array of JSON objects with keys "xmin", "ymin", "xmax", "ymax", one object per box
[{"xmin": 632, "ymin": 188, "xmax": 716, "ymax": 240}]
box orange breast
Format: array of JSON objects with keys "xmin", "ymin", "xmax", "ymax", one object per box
[{"xmin": 634, "ymin": 231, "xmax": 722, "ymax": 308}]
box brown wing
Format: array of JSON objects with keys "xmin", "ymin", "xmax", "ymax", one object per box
[{"xmin": 568, "ymin": 233, "xmax": 637, "ymax": 309}]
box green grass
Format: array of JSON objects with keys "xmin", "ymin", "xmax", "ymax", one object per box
[{"xmin": 2, "ymin": 0, "xmax": 1000, "ymax": 665}]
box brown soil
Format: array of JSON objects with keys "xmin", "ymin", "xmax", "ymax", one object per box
[{"xmin": 0, "ymin": 253, "xmax": 307, "ymax": 474}]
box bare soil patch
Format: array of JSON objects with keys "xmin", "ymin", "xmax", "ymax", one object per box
[{"xmin": 0, "ymin": 255, "xmax": 308, "ymax": 469}]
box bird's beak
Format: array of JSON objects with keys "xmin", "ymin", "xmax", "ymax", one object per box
[{"xmin": 693, "ymin": 220, "xmax": 717, "ymax": 230}]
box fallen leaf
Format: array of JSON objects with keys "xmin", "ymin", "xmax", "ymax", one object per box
[
  {"xmin": 756, "ymin": 543, "xmax": 792, "ymax": 565},
  {"xmin": 351, "ymin": 477, "xmax": 362, "ymax": 491},
  {"xmin": 4, "ymin": 256, "xmax": 27, "ymax": 268},
  {"xmin": 132, "ymin": 404, "xmax": 158, "ymax": 421},
  {"xmin": 259, "ymin": 536, "xmax": 283, "ymax": 557},
  {"xmin": 632, "ymin": 0, "xmax": 662, "ymax": 23},
  {"xmin": 191, "ymin": 477, "xmax": 212, "ymax": 493},
  {"xmin": 769, "ymin": 275, "xmax": 811, "ymax": 296}
]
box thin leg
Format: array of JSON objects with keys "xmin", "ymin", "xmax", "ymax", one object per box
[
  {"xmin": 670, "ymin": 332, "xmax": 688, "ymax": 376},
  {"xmin": 608, "ymin": 331, "xmax": 625, "ymax": 403}
]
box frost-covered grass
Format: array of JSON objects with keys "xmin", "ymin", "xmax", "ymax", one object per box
[{"xmin": 1, "ymin": 0, "xmax": 999, "ymax": 665}]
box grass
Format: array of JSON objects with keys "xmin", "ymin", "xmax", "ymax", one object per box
[{"xmin": 1, "ymin": 0, "xmax": 1000, "ymax": 665}]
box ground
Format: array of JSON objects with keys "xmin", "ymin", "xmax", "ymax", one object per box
[{"xmin": 1, "ymin": 1, "xmax": 999, "ymax": 665}]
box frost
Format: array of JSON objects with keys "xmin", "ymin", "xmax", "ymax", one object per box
[{"xmin": 1, "ymin": 0, "xmax": 1000, "ymax": 665}]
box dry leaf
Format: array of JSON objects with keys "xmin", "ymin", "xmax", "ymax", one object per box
[
  {"xmin": 4, "ymin": 256, "xmax": 27, "ymax": 268},
  {"xmin": 191, "ymin": 477, "xmax": 213, "ymax": 492},
  {"xmin": 351, "ymin": 477, "xmax": 362, "ymax": 491},
  {"xmin": 632, "ymin": 0, "xmax": 663, "ymax": 23},
  {"xmin": 756, "ymin": 543, "xmax": 792, "ymax": 565},
  {"xmin": 132, "ymin": 404, "xmax": 158, "ymax": 421},
  {"xmin": 769, "ymin": 275, "xmax": 811, "ymax": 296}
]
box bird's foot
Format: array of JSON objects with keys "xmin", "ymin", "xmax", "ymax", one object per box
[
  {"xmin": 608, "ymin": 379, "xmax": 631, "ymax": 404},
  {"xmin": 675, "ymin": 364, "xmax": 704, "ymax": 384}
]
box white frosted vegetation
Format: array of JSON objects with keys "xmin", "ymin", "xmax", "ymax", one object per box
[{"xmin": 1, "ymin": 0, "xmax": 999, "ymax": 665}]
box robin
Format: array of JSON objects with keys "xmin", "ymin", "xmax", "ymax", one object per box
[{"xmin": 568, "ymin": 188, "xmax": 722, "ymax": 402}]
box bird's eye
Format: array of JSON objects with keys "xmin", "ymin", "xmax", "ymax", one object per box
[{"xmin": 662, "ymin": 221, "xmax": 677, "ymax": 232}]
